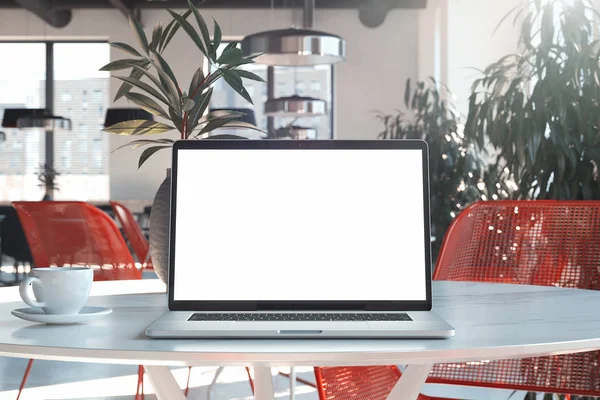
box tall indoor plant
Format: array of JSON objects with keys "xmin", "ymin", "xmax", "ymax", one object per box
[
  {"xmin": 376, "ymin": 78, "xmax": 487, "ymax": 260},
  {"xmin": 101, "ymin": 1, "xmax": 264, "ymax": 282},
  {"xmin": 465, "ymin": 0, "xmax": 600, "ymax": 200}
]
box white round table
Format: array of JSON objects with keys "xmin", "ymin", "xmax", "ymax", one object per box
[{"xmin": 1, "ymin": 280, "xmax": 600, "ymax": 400}]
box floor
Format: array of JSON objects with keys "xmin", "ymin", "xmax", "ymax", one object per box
[{"xmin": 0, "ymin": 265, "xmax": 525, "ymax": 400}]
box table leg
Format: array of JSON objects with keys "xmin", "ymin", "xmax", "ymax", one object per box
[
  {"xmin": 207, "ymin": 366, "xmax": 225, "ymax": 400},
  {"xmin": 289, "ymin": 366, "xmax": 296, "ymax": 400},
  {"xmin": 386, "ymin": 364, "xmax": 434, "ymax": 400},
  {"xmin": 143, "ymin": 365, "xmax": 187, "ymax": 400},
  {"xmin": 253, "ymin": 366, "xmax": 275, "ymax": 400}
]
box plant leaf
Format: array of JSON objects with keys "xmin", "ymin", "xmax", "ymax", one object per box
[
  {"xmin": 404, "ymin": 78, "xmax": 411, "ymax": 108},
  {"xmin": 186, "ymin": 87, "xmax": 213, "ymax": 134},
  {"xmin": 218, "ymin": 121, "xmax": 265, "ymax": 132},
  {"xmin": 223, "ymin": 70, "xmax": 253, "ymax": 104},
  {"xmin": 124, "ymin": 92, "xmax": 170, "ymax": 119},
  {"xmin": 182, "ymin": 97, "xmax": 195, "ymax": 112},
  {"xmin": 129, "ymin": 17, "xmax": 149, "ymax": 54},
  {"xmin": 110, "ymin": 42, "xmax": 142, "ymax": 57},
  {"xmin": 114, "ymin": 73, "xmax": 172, "ymax": 108},
  {"xmin": 128, "ymin": 64, "xmax": 179, "ymax": 106},
  {"xmin": 113, "ymin": 138, "xmax": 175, "ymax": 152},
  {"xmin": 235, "ymin": 69, "xmax": 265, "ymax": 82},
  {"xmin": 103, "ymin": 120, "xmax": 175, "ymax": 136},
  {"xmin": 114, "ymin": 67, "xmax": 145, "ymax": 102},
  {"xmin": 197, "ymin": 109, "xmax": 244, "ymax": 125},
  {"xmin": 139, "ymin": 146, "xmax": 172, "ymax": 168},
  {"xmin": 166, "ymin": 9, "xmax": 208, "ymax": 57},
  {"xmin": 211, "ymin": 19, "xmax": 222, "ymax": 60},
  {"xmin": 197, "ymin": 116, "xmax": 240, "ymax": 136},
  {"xmin": 159, "ymin": 9, "xmax": 192, "ymax": 53},
  {"xmin": 217, "ymin": 47, "xmax": 243, "ymax": 65},
  {"xmin": 222, "ymin": 41, "xmax": 238, "ymax": 53},
  {"xmin": 150, "ymin": 56, "xmax": 181, "ymax": 106},
  {"xmin": 152, "ymin": 51, "xmax": 181, "ymax": 96},
  {"xmin": 188, "ymin": 0, "xmax": 212, "ymax": 58},
  {"xmin": 100, "ymin": 59, "xmax": 149, "ymax": 71},
  {"xmin": 188, "ymin": 66, "xmax": 205, "ymax": 95},
  {"xmin": 150, "ymin": 23, "xmax": 163, "ymax": 52},
  {"xmin": 169, "ymin": 106, "xmax": 184, "ymax": 135}
]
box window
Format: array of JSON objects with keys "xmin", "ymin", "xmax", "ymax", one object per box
[
  {"xmin": 208, "ymin": 42, "xmax": 334, "ymax": 139},
  {"xmin": 0, "ymin": 43, "xmax": 46, "ymax": 201},
  {"xmin": 54, "ymin": 42, "xmax": 110, "ymax": 200},
  {"xmin": 0, "ymin": 41, "xmax": 110, "ymax": 202}
]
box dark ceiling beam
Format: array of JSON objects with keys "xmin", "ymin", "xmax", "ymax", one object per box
[
  {"xmin": 13, "ymin": 0, "xmax": 72, "ymax": 27},
  {"xmin": 0, "ymin": 0, "xmax": 427, "ymax": 9}
]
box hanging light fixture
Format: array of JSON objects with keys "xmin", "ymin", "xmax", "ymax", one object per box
[
  {"xmin": 242, "ymin": 28, "xmax": 346, "ymax": 66},
  {"xmin": 241, "ymin": 0, "xmax": 346, "ymax": 66},
  {"xmin": 104, "ymin": 108, "xmax": 154, "ymax": 128},
  {"xmin": 265, "ymin": 95, "xmax": 327, "ymax": 117},
  {"xmin": 1, "ymin": 108, "xmax": 48, "ymax": 128},
  {"xmin": 18, "ymin": 113, "xmax": 72, "ymax": 131}
]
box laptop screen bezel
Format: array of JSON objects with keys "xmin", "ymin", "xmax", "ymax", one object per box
[{"xmin": 168, "ymin": 139, "xmax": 433, "ymax": 312}]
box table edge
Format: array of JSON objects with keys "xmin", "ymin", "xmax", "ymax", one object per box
[{"xmin": 1, "ymin": 339, "xmax": 599, "ymax": 367}]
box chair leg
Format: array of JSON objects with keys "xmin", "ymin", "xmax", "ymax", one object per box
[
  {"xmin": 16, "ymin": 359, "xmax": 34, "ymax": 400},
  {"xmin": 245, "ymin": 367, "xmax": 255, "ymax": 394},
  {"xmin": 136, "ymin": 365, "xmax": 145, "ymax": 400},
  {"xmin": 184, "ymin": 366, "xmax": 192, "ymax": 397}
]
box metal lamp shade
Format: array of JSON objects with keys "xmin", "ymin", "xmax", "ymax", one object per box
[
  {"xmin": 241, "ymin": 28, "xmax": 346, "ymax": 66},
  {"xmin": 289, "ymin": 125, "xmax": 317, "ymax": 139},
  {"xmin": 104, "ymin": 108, "xmax": 154, "ymax": 127},
  {"xmin": 17, "ymin": 115, "xmax": 72, "ymax": 131},
  {"xmin": 1, "ymin": 109, "xmax": 48, "ymax": 128},
  {"xmin": 265, "ymin": 95, "xmax": 327, "ymax": 117}
]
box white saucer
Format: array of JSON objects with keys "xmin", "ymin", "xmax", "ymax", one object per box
[{"xmin": 11, "ymin": 306, "xmax": 112, "ymax": 325}]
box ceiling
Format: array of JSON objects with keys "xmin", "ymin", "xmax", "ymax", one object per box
[
  {"xmin": 0, "ymin": 0, "xmax": 427, "ymax": 9},
  {"xmin": 0, "ymin": 0, "xmax": 426, "ymax": 29}
]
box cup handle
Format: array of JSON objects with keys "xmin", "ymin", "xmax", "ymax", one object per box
[{"xmin": 19, "ymin": 277, "xmax": 46, "ymax": 308}]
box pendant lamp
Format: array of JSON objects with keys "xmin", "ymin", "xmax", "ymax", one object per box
[
  {"xmin": 265, "ymin": 95, "xmax": 327, "ymax": 117},
  {"xmin": 241, "ymin": 28, "xmax": 346, "ymax": 66}
]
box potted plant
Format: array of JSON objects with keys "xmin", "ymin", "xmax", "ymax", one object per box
[
  {"xmin": 37, "ymin": 163, "xmax": 59, "ymax": 201},
  {"xmin": 376, "ymin": 78, "xmax": 488, "ymax": 260},
  {"xmin": 465, "ymin": 0, "xmax": 600, "ymax": 200},
  {"xmin": 100, "ymin": 1, "xmax": 264, "ymax": 282}
]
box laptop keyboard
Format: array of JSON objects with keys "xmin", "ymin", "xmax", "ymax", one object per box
[{"xmin": 188, "ymin": 313, "xmax": 412, "ymax": 322}]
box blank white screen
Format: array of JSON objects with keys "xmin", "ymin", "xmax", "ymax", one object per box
[{"xmin": 173, "ymin": 149, "xmax": 427, "ymax": 301}]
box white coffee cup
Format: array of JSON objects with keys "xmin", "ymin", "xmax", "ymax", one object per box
[{"xmin": 19, "ymin": 267, "xmax": 93, "ymax": 315}]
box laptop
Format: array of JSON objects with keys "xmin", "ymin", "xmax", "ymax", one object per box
[{"xmin": 145, "ymin": 139, "xmax": 455, "ymax": 339}]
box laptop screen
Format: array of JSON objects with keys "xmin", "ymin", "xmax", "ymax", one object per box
[{"xmin": 172, "ymin": 147, "xmax": 428, "ymax": 302}]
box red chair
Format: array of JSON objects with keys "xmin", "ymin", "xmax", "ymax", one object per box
[
  {"xmin": 12, "ymin": 201, "xmax": 144, "ymax": 399},
  {"xmin": 314, "ymin": 366, "xmax": 445, "ymax": 400},
  {"xmin": 429, "ymin": 200, "xmax": 600, "ymax": 396},
  {"xmin": 110, "ymin": 201, "xmax": 152, "ymax": 269}
]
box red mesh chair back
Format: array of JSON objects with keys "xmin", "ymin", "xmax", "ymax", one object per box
[
  {"xmin": 314, "ymin": 366, "xmax": 440, "ymax": 400},
  {"xmin": 110, "ymin": 201, "xmax": 151, "ymax": 267},
  {"xmin": 430, "ymin": 200, "xmax": 600, "ymax": 395},
  {"xmin": 12, "ymin": 201, "xmax": 141, "ymax": 281}
]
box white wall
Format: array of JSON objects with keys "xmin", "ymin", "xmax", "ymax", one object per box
[
  {"xmin": 0, "ymin": 6, "xmax": 420, "ymax": 200},
  {"xmin": 446, "ymin": 0, "xmax": 524, "ymax": 115}
]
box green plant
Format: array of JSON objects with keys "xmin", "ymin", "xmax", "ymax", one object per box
[
  {"xmin": 376, "ymin": 78, "xmax": 487, "ymax": 259},
  {"xmin": 37, "ymin": 163, "xmax": 59, "ymax": 200},
  {"xmin": 466, "ymin": 0, "xmax": 600, "ymax": 200},
  {"xmin": 100, "ymin": 0, "xmax": 264, "ymax": 167}
]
